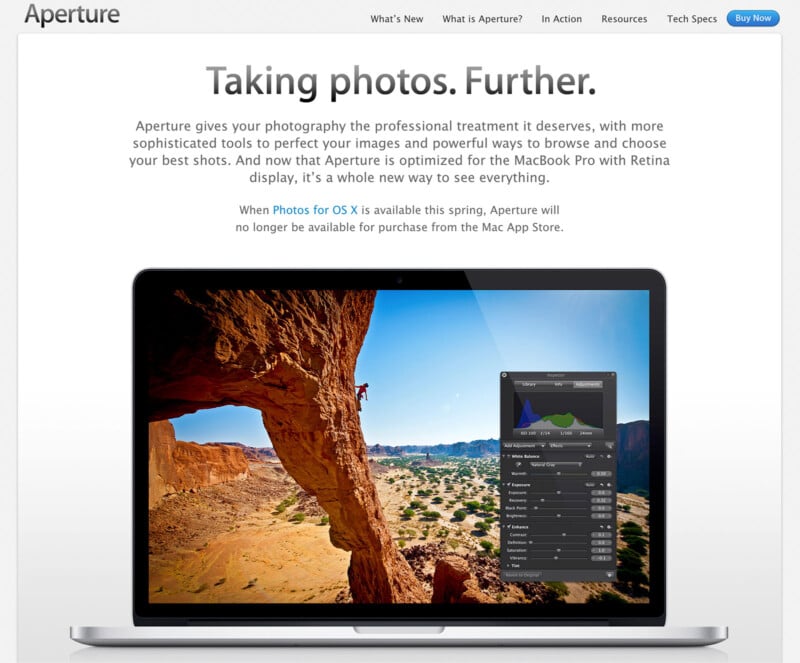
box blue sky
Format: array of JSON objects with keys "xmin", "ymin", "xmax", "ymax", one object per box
[
  {"xmin": 172, "ymin": 290, "xmax": 649, "ymax": 447},
  {"xmin": 171, "ymin": 404, "xmax": 270, "ymax": 446}
]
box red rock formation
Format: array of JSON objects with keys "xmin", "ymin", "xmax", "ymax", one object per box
[
  {"xmin": 148, "ymin": 420, "xmax": 249, "ymax": 508},
  {"xmin": 146, "ymin": 289, "xmax": 426, "ymax": 603},
  {"xmin": 149, "ymin": 420, "xmax": 177, "ymax": 509},
  {"xmin": 432, "ymin": 556, "xmax": 494, "ymax": 604}
]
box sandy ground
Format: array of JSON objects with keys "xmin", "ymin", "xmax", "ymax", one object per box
[
  {"xmin": 150, "ymin": 506, "xmax": 349, "ymax": 603},
  {"xmin": 149, "ymin": 463, "xmax": 349, "ymax": 603},
  {"xmin": 374, "ymin": 460, "xmax": 501, "ymax": 556}
]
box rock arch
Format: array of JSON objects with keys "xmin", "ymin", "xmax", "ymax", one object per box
[{"xmin": 146, "ymin": 288, "xmax": 426, "ymax": 603}]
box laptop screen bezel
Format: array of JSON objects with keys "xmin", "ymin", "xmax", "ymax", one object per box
[{"xmin": 133, "ymin": 269, "xmax": 666, "ymax": 626}]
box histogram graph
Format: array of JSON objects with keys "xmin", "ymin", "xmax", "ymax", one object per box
[{"xmin": 513, "ymin": 391, "xmax": 603, "ymax": 431}]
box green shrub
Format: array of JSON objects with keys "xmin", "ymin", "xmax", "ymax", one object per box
[
  {"xmin": 587, "ymin": 591, "xmax": 628, "ymax": 605},
  {"xmin": 479, "ymin": 540, "xmax": 494, "ymax": 555},
  {"xmin": 617, "ymin": 547, "xmax": 644, "ymax": 571},
  {"xmin": 623, "ymin": 536, "xmax": 648, "ymax": 555},
  {"xmin": 617, "ymin": 568, "xmax": 649, "ymax": 587},
  {"xmin": 620, "ymin": 521, "xmax": 643, "ymax": 535},
  {"xmin": 544, "ymin": 581, "xmax": 570, "ymax": 598},
  {"xmin": 274, "ymin": 494, "xmax": 298, "ymax": 514}
]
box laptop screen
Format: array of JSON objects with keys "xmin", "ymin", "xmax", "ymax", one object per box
[{"xmin": 137, "ymin": 270, "xmax": 664, "ymax": 622}]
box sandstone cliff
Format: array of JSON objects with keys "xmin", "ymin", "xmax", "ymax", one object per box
[
  {"xmin": 146, "ymin": 289, "xmax": 426, "ymax": 603},
  {"xmin": 148, "ymin": 420, "xmax": 249, "ymax": 508}
]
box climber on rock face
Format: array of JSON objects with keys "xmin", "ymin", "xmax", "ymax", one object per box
[{"xmin": 356, "ymin": 383, "xmax": 369, "ymax": 403}]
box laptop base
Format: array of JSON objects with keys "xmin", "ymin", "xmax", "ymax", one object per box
[{"xmin": 71, "ymin": 625, "xmax": 727, "ymax": 646}]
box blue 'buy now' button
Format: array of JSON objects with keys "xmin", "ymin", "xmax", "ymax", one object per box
[{"xmin": 727, "ymin": 10, "xmax": 780, "ymax": 26}]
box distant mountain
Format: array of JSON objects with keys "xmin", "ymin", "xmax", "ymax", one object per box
[
  {"xmin": 216, "ymin": 442, "xmax": 277, "ymax": 463},
  {"xmin": 367, "ymin": 438, "xmax": 500, "ymax": 458},
  {"xmin": 616, "ymin": 420, "xmax": 649, "ymax": 494},
  {"xmin": 368, "ymin": 443, "xmax": 405, "ymax": 457}
]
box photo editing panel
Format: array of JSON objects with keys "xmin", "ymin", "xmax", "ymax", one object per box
[{"xmin": 500, "ymin": 372, "xmax": 618, "ymax": 582}]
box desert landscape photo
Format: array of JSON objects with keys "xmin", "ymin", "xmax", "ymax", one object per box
[
  {"xmin": 146, "ymin": 288, "xmax": 651, "ymax": 605},
  {"xmin": 149, "ymin": 424, "xmax": 651, "ymax": 605}
]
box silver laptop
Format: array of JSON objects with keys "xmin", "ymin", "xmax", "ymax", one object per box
[{"xmin": 71, "ymin": 268, "xmax": 726, "ymax": 646}]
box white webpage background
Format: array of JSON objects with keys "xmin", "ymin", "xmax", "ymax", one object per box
[{"xmin": 14, "ymin": 31, "xmax": 781, "ymax": 662}]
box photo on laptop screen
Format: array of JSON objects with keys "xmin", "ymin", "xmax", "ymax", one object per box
[{"xmin": 146, "ymin": 286, "xmax": 649, "ymax": 606}]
